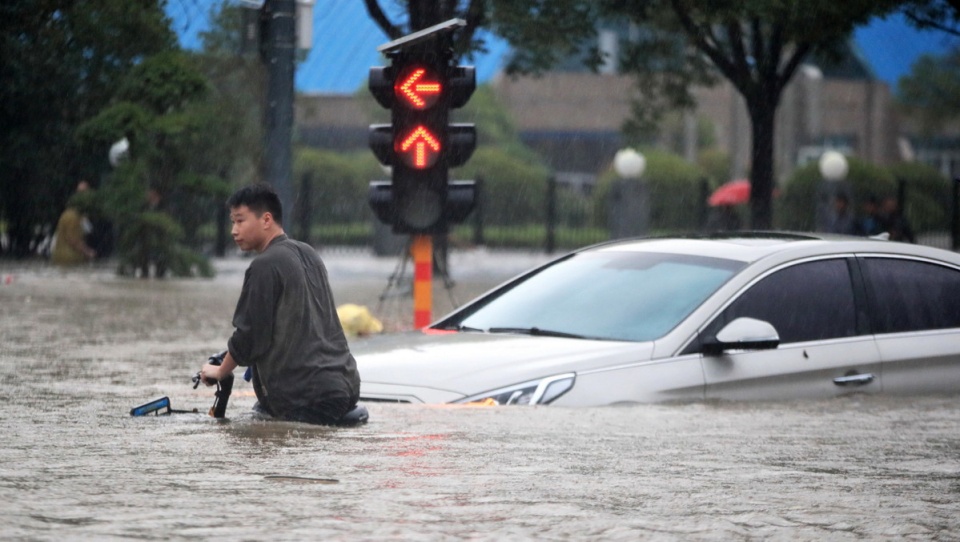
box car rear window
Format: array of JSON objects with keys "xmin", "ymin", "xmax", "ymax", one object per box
[{"xmin": 861, "ymin": 257, "xmax": 960, "ymax": 333}]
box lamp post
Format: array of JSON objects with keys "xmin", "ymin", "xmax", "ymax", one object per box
[
  {"xmin": 610, "ymin": 148, "xmax": 648, "ymax": 239},
  {"xmin": 614, "ymin": 148, "xmax": 647, "ymax": 180},
  {"xmin": 108, "ymin": 138, "xmax": 129, "ymax": 168},
  {"xmin": 817, "ymin": 150, "xmax": 848, "ymax": 232}
]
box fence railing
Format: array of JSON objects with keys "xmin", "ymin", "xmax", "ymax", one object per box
[{"xmin": 291, "ymin": 176, "xmax": 960, "ymax": 255}]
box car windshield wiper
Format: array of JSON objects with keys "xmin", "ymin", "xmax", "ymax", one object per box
[
  {"xmin": 487, "ymin": 326, "xmax": 588, "ymax": 339},
  {"xmin": 436, "ymin": 324, "xmax": 485, "ymax": 332}
]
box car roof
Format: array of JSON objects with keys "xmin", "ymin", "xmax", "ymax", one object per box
[{"xmin": 585, "ymin": 232, "xmax": 960, "ymax": 265}]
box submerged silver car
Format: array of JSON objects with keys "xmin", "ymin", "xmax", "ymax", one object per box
[{"xmin": 354, "ymin": 234, "xmax": 960, "ymax": 406}]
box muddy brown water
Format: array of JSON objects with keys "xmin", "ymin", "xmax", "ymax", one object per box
[{"xmin": 1, "ymin": 255, "xmax": 959, "ymax": 540}]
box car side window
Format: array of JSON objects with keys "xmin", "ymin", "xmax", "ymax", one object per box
[
  {"xmin": 704, "ymin": 259, "xmax": 858, "ymax": 345},
  {"xmin": 860, "ymin": 257, "xmax": 960, "ymax": 333}
]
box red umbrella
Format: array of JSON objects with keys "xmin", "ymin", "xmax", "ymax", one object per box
[{"xmin": 708, "ymin": 179, "xmax": 751, "ymax": 207}]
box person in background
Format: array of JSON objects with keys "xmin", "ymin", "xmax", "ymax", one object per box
[
  {"xmin": 856, "ymin": 195, "xmax": 885, "ymax": 237},
  {"xmin": 706, "ymin": 204, "xmax": 742, "ymax": 231},
  {"xmin": 881, "ymin": 196, "xmax": 915, "ymax": 243},
  {"xmin": 825, "ymin": 193, "xmax": 857, "ymax": 235},
  {"xmin": 198, "ymin": 183, "xmax": 361, "ymax": 425},
  {"xmin": 51, "ymin": 188, "xmax": 96, "ymax": 266}
]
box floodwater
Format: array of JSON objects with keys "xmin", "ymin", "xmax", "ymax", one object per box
[{"xmin": 2, "ymin": 254, "xmax": 960, "ymax": 540}]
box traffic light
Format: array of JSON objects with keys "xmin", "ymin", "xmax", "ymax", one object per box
[{"xmin": 368, "ymin": 42, "xmax": 477, "ymax": 234}]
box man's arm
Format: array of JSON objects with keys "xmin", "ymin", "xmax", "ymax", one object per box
[
  {"xmin": 228, "ymin": 259, "xmax": 279, "ymax": 366},
  {"xmin": 200, "ymin": 351, "xmax": 238, "ymax": 385}
]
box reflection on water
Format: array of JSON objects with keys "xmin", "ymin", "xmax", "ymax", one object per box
[{"xmin": 1, "ymin": 265, "xmax": 960, "ymax": 539}]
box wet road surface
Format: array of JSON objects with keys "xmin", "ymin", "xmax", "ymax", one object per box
[{"xmin": 1, "ymin": 252, "xmax": 959, "ymax": 540}]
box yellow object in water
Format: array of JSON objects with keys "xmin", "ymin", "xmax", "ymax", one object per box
[{"xmin": 337, "ymin": 304, "xmax": 383, "ymax": 337}]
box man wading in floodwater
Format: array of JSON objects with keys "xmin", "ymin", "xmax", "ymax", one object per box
[{"xmin": 199, "ymin": 183, "xmax": 361, "ymax": 425}]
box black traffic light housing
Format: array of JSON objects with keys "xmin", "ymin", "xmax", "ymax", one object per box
[{"xmin": 367, "ymin": 19, "xmax": 477, "ymax": 235}]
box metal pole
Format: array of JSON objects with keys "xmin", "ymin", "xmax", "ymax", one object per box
[
  {"xmin": 411, "ymin": 234, "xmax": 433, "ymax": 328},
  {"xmin": 699, "ymin": 177, "xmax": 710, "ymax": 232},
  {"xmin": 298, "ymin": 171, "xmax": 312, "ymax": 245},
  {"xmin": 215, "ymin": 202, "xmax": 228, "ymax": 257},
  {"xmin": 262, "ymin": 0, "xmax": 295, "ymax": 222},
  {"xmin": 952, "ymin": 177, "xmax": 959, "ymax": 251},
  {"xmin": 473, "ymin": 176, "xmax": 484, "ymax": 246},
  {"xmin": 546, "ymin": 175, "xmax": 556, "ymax": 254},
  {"xmin": 897, "ymin": 177, "xmax": 907, "ymax": 214}
]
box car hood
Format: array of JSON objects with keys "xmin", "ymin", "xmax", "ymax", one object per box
[{"xmin": 351, "ymin": 331, "xmax": 653, "ymax": 403}]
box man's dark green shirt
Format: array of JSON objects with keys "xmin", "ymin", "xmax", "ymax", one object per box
[{"xmin": 228, "ymin": 234, "xmax": 360, "ymax": 418}]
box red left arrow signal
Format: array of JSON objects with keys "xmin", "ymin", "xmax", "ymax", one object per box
[
  {"xmin": 397, "ymin": 126, "xmax": 442, "ymax": 169},
  {"xmin": 395, "ymin": 67, "xmax": 442, "ymax": 110}
]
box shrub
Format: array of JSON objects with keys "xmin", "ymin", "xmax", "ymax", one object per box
[
  {"xmin": 888, "ymin": 161, "xmax": 952, "ymax": 233},
  {"xmin": 293, "ymin": 148, "xmax": 381, "ymax": 227},
  {"xmin": 777, "ymin": 157, "xmax": 896, "ymax": 231},
  {"xmin": 456, "ymin": 147, "xmax": 551, "ymax": 226},
  {"xmin": 593, "ymin": 149, "xmax": 706, "ymax": 231}
]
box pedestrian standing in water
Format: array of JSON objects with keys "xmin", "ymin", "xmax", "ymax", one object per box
[
  {"xmin": 51, "ymin": 186, "xmax": 97, "ymax": 266},
  {"xmin": 198, "ymin": 183, "xmax": 361, "ymax": 424}
]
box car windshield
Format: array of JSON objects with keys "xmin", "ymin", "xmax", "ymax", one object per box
[{"xmin": 453, "ymin": 251, "xmax": 745, "ymax": 342}]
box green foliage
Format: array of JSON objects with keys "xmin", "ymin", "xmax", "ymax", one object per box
[
  {"xmin": 593, "ymin": 149, "xmax": 706, "ymax": 231},
  {"xmin": 888, "ymin": 161, "xmax": 952, "ymax": 233},
  {"xmin": 488, "ymin": 0, "xmax": 603, "ymax": 75},
  {"xmin": 896, "ymin": 48, "xmax": 960, "ymax": 135},
  {"xmin": 311, "ymin": 223, "xmax": 375, "ymax": 246},
  {"xmin": 117, "ymin": 51, "xmax": 210, "ymax": 114},
  {"xmin": 777, "ymin": 157, "xmax": 896, "ymax": 231},
  {"xmin": 456, "ymin": 147, "xmax": 551, "ymax": 226},
  {"xmin": 602, "ymin": 0, "xmax": 904, "ymax": 228},
  {"xmin": 76, "ymin": 51, "xmax": 225, "ymax": 277},
  {"xmin": 697, "ymin": 148, "xmax": 732, "ymax": 187},
  {"xmin": 456, "ymin": 85, "xmax": 534, "ymax": 160},
  {"xmin": 294, "ymin": 148, "xmax": 381, "ymax": 226},
  {"xmin": 0, "ymin": 0, "xmax": 176, "ymax": 256}
]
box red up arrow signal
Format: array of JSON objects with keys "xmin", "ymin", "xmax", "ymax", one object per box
[
  {"xmin": 395, "ymin": 67, "xmax": 442, "ymax": 110},
  {"xmin": 397, "ymin": 126, "xmax": 441, "ymax": 169}
]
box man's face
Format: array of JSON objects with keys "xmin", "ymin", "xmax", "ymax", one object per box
[{"xmin": 230, "ymin": 205, "xmax": 268, "ymax": 252}]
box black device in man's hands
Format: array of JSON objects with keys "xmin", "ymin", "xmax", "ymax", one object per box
[
  {"xmin": 193, "ymin": 350, "xmax": 234, "ymax": 418},
  {"xmin": 131, "ymin": 351, "xmax": 233, "ymax": 417}
]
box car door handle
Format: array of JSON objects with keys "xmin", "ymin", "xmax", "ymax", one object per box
[{"xmin": 833, "ymin": 373, "xmax": 875, "ymax": 387}]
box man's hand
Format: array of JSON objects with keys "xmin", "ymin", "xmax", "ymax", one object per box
[
  {"xmin": 198, "ymin": 362, "xmax": 225, "ymax": 386},
  {"xmin": 198, "ymin": 350, "xmax": 238, "ymax": 387}
]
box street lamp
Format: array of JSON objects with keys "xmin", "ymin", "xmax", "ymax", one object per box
[
  {"xmin": 610, "ymin": 148, "xmax": 648, "ymax": 238},
  {"xmin": 817, "ymin": 150, "xmax": 849, "ymax": 232},
  {"xmin": 108, "ymin": 137, "xmax": 129, "ymax": 167},
  {"xmin": 818, "ymin": 150, "xmax": 848, "ymax": 182},
  {"xmin": 614, "ymin": 148, "xmax": 646, "ymax": 179}
]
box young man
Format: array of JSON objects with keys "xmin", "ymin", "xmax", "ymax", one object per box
[{"xmin": 199, "ymin": 183, "xmax": 361, "ymax": 424}]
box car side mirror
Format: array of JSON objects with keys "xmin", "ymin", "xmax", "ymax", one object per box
[{"xmin": 702, "ymin": 317, "xmax": 780, "ymax": 356}]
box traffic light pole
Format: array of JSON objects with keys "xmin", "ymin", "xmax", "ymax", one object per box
[
  {"xmin": 367, "ymin": 19, "xmax": 477, "ymax": 330},
  {"xmin": 262, "ymin": 0, "xmax": 296, "ymax": 220},
  {"xmin": 411, "ymin": 234, "xmax": 433, "ymax": 328}
]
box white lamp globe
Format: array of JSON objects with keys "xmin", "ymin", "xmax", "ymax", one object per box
[
  {"xmin": 109, "ymin": 137, "xmax": 130, "ymax": 167},
  {"xmin": 614, "ymin": 148, "xmax": 646, "ymax": 179},
  {"xmin": 818, "ymin": 150, "xmax": 848, "ymax": 182}
]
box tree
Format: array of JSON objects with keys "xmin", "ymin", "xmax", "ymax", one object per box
[
  {"xmin": 0, "ymin": 0, "xmax": 175, "ymax": 257},
  {"xmin": 901, "ymin": 0, "xmax": 960, "ymax": 36},
  {"xmin": 898, "ymin": 47, "xmax": 960, "ymax": 134},
  {"xmin": 602, "ymin": 0, "xmax": 905, "ymax": 228},
  {"xmin": 363, "ymin": 0, "xmax": 600, "ymax": 70},
  {"xmin": 76, "ymin": 52, "xmax": 227, "ymax": 277},
  {"xmin": 362, "ymin": 1, "xmax": 915, "ymax": 229}
]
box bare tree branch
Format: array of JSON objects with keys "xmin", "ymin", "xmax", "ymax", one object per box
[{"xmin": 363, "ymin": 0, "xmax": 402, "ymax": 40}]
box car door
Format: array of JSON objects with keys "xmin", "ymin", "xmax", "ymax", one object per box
[
  {"xmin": 858, "ymin": 256, "xmax": 960, "ymax": 394},
  {"xmin": 698, "ymin": 257, "xmax": 883, "ymax": 401}
]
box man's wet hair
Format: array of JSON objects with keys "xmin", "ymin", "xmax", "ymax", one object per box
[{"xmin": 227, "ymin": 183, "xmax": 283, "ymax": 225}]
